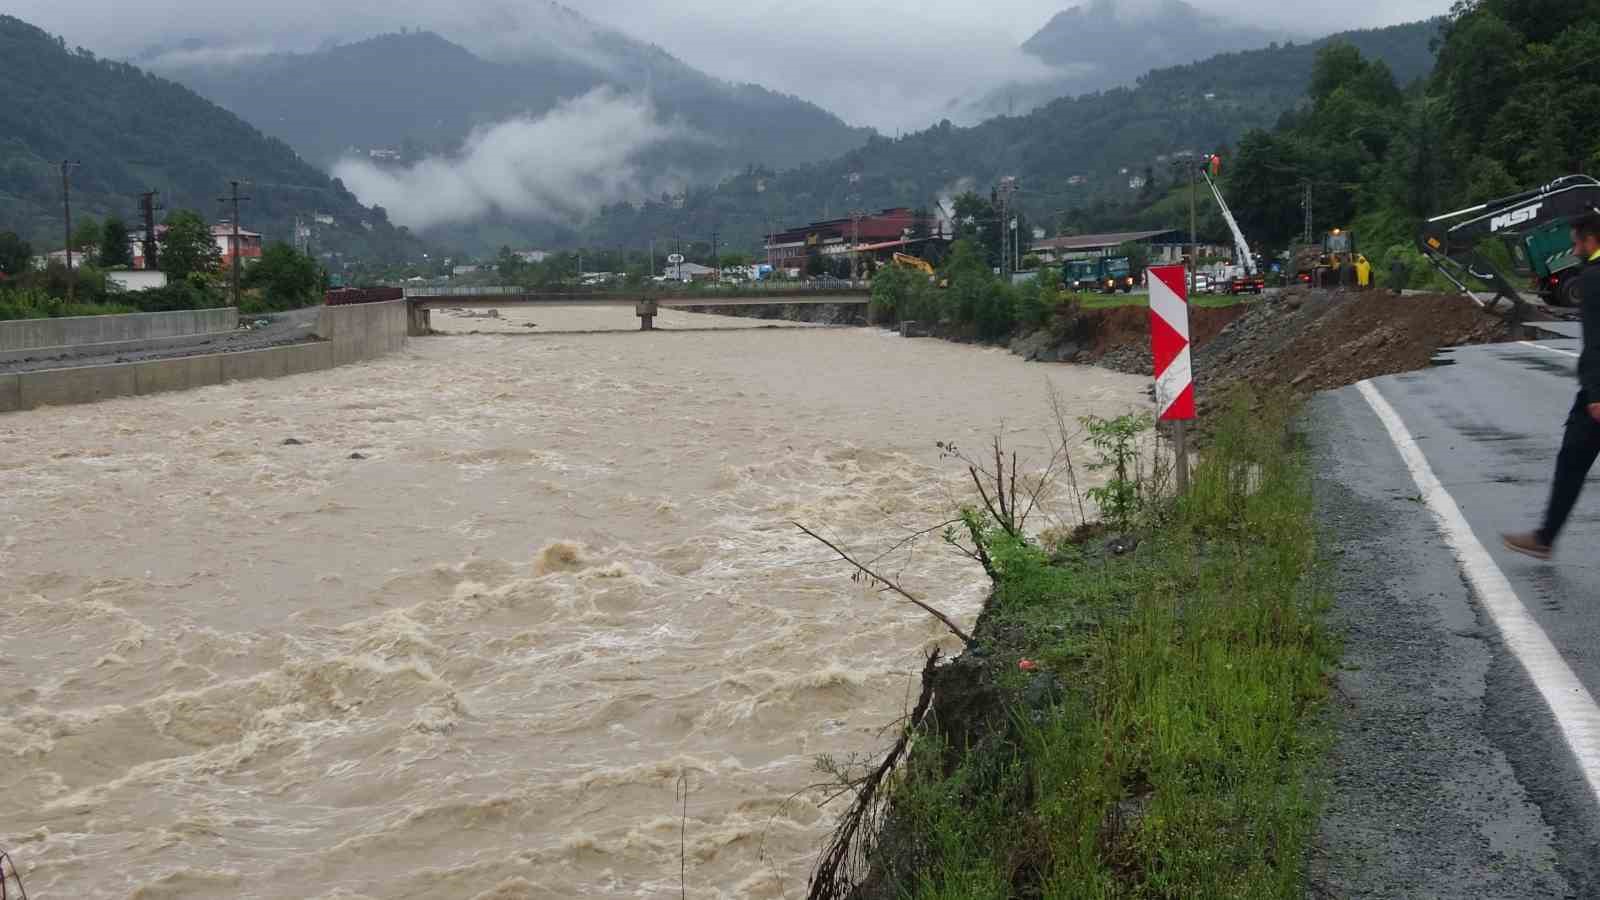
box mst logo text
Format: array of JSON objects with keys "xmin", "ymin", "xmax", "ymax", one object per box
[{"xmin": 1490, "ymin": 203, "xmax": 1543, "ymax": 231}]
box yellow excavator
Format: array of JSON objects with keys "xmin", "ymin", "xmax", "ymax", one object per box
[
  {"xmin": 893, "ymin": 252, "xmax": 935, "ymax": 275},
  {"xmin": 893, "ymin": 252, "xmax": 947, "ymax": 287}
]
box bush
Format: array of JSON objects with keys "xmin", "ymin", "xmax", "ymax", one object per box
[
  {"xmin": 122, "ymin": 279, "xmax": 226, "ymax": 312},
  {"xmin": 0, "ymin": 285, "xmax": 134, "ymax": 320}
]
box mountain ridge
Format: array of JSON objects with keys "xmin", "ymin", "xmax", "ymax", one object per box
[
  {"xmin": 0, "ymin": 15, "xmax": 424, "ymax": 265},
  {"xmin": 155, "ymin": 27, "xmax": 873, "ymax": 174}
]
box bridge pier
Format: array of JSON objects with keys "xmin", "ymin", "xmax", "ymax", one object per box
[
  {"xmin": 407, "ymin": 304, "xmax": 432, "ymax": 337},
  {"xmin": 635, "ymin": 299, "xmax": 658, "ymax": 331}
]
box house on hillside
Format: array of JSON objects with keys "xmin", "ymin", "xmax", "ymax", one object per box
[{"xmin": 211, "ymin": 223, "xmax": 263, "ymax": 267}]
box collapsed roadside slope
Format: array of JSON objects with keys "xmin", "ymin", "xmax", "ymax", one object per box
[{"xmin": 1095, "ymin": 288, "xmax": 1512, "ymax": 413}]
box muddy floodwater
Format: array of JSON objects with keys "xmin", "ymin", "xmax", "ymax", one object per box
[{"xmin": 0, "ymin": 308, "xmax": 1147, "ymax": 898}]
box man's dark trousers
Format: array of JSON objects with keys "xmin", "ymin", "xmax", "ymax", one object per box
[{"xmin": 1541, "ymin": 390, "xmax": 1600, "ymax": 545}]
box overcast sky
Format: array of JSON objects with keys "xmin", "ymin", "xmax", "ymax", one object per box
[{"xmin": 14, "ymin": 0, "xmax": 1452, "ymax": 131}]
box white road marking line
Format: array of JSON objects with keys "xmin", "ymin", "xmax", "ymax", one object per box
[
  {"xmin": 1519, "ymin": 340, "xmax": 1581, "ymax": 359},
  {"xmin": 1357, "ymin": 379, "xmax": 1600, "ymax": 803}
]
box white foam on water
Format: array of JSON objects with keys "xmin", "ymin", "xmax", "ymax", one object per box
[{"xmin": 0, "ymin": 314, "xmax": 1149, "ymax": 897}]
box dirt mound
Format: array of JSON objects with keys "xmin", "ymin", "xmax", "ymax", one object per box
[
  {"xmin": 1092, "ymin": 305, "xmax": 1247, "ymax": 375},
  {"xmin": 1088, "ymin": 289, "xmax": 1511, "ymax": 412},
  {"xmin": 1197, "ymin": 289, "xmax": 1509, "ymax": 404}
]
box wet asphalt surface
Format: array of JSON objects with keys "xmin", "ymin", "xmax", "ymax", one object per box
[{"xmin": 1307, "ymin": 337, "xmax": 1600, "ymax": 898}]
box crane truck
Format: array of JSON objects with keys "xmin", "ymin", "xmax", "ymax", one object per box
[
  {"xmin": 1198, "ymin": 167, "xmax": 1265, "ymax": 294},
  {"xmin": 1419, "ymin": 174, "xmax": 1600, "ymax": 307}
]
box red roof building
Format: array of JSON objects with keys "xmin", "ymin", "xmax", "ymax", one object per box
[
  {"xmin": 212, "ymin": 223, "xmax": 263, "ymax": 267},
  {"xmin": 763, "ymin": 208, "xmax": 938, "ymax": 269}
]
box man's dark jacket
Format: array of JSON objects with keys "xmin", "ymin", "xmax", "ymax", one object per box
[{"xmin": 1582, "ymin": 254, "xmax": 1600, "ymax": 399}]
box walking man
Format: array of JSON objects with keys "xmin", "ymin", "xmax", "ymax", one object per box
[{"xmin": 1504, "ymin": 213, "xmax": 1600, "ymax": 559}]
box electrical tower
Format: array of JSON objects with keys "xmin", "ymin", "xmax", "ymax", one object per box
[
  {"xmin": 139, "ymin": 190, "xmax": 163, "ymax": 271},
  {"xmin": 218, "ymin": 180, "xmax": 251, "ymax": 309},
  {"xmin": 848, "ymin": 210, "xmax": 866, "ymax": 281},
  {"xmin": 996, "ymin": 177, "xmax": 1018, "ymax": 280}
]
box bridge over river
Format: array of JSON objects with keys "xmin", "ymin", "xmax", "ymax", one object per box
[{"xmin": 401, "ymin": 284, "xmax": 872, "ymax": 332}]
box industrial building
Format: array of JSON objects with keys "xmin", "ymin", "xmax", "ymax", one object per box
[{"xmin": 763, "ymin": 208, "xmax": 946, "ymax": 272}]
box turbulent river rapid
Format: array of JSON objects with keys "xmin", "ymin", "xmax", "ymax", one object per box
[{"xmin": 0, "ymin": 308, "xmax": 1147, "ymax": 898}]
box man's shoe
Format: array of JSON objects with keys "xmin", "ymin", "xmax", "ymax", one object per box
[{"xmin": 1502, "ymin": 531, "xmax": 1552, "ymax": 561}]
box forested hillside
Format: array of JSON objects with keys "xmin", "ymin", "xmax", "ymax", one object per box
[
  {"xmin": 0, "ymin": 16, "xmax": 425, "ymax": 263},
  {"xmin": 1226, "ymin": 0, "xmax": 1600, "ymax": 271},
  {"xmin": 578, "ymin": 19, "xmax": 1439, "ymax": 252},
  {"xmin": 159, "ymin": 29, "xmax": 872, "ymax": 173}
]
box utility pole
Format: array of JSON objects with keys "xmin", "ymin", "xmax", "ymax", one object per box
[
  {"xmin": 848, "ymin": 210, "xmax": 865, "ymax": 281},
  {"xmin": 218, "ymin": 180, "xmax": 251, "ymax": 309},
  {"xmin": 1188, "ymin": 163, "xmax": 1199, "ymax": 273},
  {"xmin": 711, "ymin": 227, "xmax": 720, "ymax": 284},
  {"xmin": 139, "ymin": 190, "xmax": 162, "ymax": 271},
  {"xmin": 1178, "ymin": 161, "xmax": 1201, "ymax": 497},
  {"xmin": 1301, "ymin": 182, "xmax": 1314, "ymax": 245},
  {"xmin": 60, "ymin": 160, "xmax": 80, "ymax": 302}
]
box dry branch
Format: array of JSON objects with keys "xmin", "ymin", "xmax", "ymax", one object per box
[
  {"xmin": 795, "ymin": 523, "xmax": 974, "ymax": 646},
  {"xmin": 807, "ymin": 649, "xmax": 942, "ymax": 900}
]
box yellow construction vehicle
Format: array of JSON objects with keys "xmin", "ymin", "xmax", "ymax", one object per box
[
  {"xmin": 893, "ymin": 252, "xmax": 935, "ymax": 275},
  {"xmin": 892, "ymin": 252, "xmax": 947, "ymax": 287}
]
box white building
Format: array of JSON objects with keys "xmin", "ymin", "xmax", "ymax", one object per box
[{"xmin": 108, "ymin": 270, "xmax": 168, "ymax": 292}]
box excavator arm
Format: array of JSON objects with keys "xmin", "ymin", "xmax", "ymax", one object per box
[{"xmin": 1419, "ymin": 174, "xmax": 1600, "ymax": 306}]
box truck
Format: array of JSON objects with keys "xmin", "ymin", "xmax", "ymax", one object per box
[
  {"xmin": 1209, "ymin": 263, "xmax": 1265, "ymax": 295},
  {"xmin": 1420, "ymin": 175, "xmax": 1600, "ymax": 307},
  {"xmin": 1065, "ymin": 257, "xmax": 1136, "ymax": 293},
  {"xmin": 1198, "ymin": 166, "xmax": 1263, "ymax": 294}
]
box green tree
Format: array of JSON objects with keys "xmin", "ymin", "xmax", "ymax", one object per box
[
  {"xmin": 71, "ymin": 215, "xmax": 101, "ymax": 258},
  {"xmin": 1114, "ymin": 240, "xmax": 1150, "ymax": 276},
  {"xmin": 245, "ymin": 242, "xmax": 322, "ymax": 310},
  {"xmin": 0, "ymin": 231, "xmax": 33, "ymax": 276},
  {"xmin": 804, "ymin": 249, "xmax": 826, "ymax": 277},
  {"xmin": 99, "ymin": 217, "xmax": 132, "ymax": 268},
  {"xmin": 160, "ymin": 210, "xmax": 221, "ymax": 282}
]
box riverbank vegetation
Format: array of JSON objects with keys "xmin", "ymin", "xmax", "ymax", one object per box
[
  {"xmin": 868, "ymin": 240, "xmax": 1249, "ymax": 342},
  {"xmin": 811, "ymin": 391, "xmax": 1332, "ymax": 899},
  {"xmin": 0, "ymin": 221, "xmax": 325, "ymax": 320}
]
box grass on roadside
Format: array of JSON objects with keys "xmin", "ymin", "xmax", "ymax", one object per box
[{"xmin": 849, "ymin": 391, "xmax": 1333, "ymax": 899}]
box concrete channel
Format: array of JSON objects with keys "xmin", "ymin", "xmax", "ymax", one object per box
[{"xmin": 0, "ymin": 301, "xmax": 409, "ymax": 414}]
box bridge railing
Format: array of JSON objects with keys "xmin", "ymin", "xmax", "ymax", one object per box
[{"xmin": 402, "ymin": 281, "xmax": 870, "ymax": 300}]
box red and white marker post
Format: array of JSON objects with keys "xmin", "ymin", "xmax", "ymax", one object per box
[{"xmin": 1147, "ymin": 264, "xmax": 1194, "ymax": 492}]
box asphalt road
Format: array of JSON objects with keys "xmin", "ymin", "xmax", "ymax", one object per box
[{"xmin": 1309, "ymin": 337, "xmax": 1600, "ymax": 897}]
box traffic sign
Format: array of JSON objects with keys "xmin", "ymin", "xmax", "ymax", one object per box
[{"xmin": 1148, "ymin": 264, "xmax": 1194, "ymax": 421}]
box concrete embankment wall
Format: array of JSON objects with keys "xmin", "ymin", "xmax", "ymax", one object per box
[
  {"xmin": 0, "ymin": 301, "xmax": 408, "ymax": 413},
  {"xmin": 0, "ymin": 307, "xmax": 238, "ymax": 351}
]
